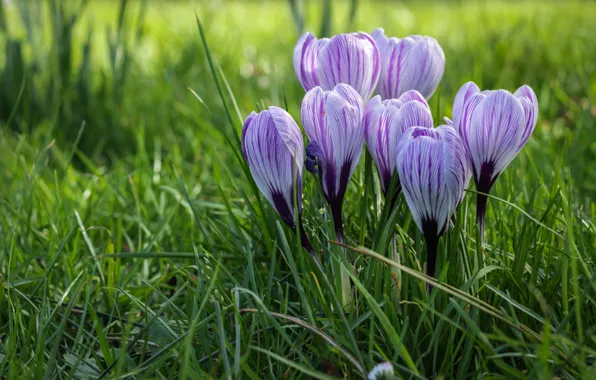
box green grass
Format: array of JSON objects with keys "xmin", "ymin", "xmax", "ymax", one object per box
[{"xmin": 1, "ymin": 0, "xmax": 595, "ymax": 378}]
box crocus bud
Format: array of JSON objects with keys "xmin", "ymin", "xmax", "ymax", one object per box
[
  {"xmin": 396, "ymin": 125, "xmax": 468, "ymax": 278},
  {"xmin": 301, "ymin": 83, "xmax": 364, "ymax": 241},
  {"xmin": 294, "ymin": 32, "xmax": 380, "ymax": 100},
  {"xmin": 452, "ymin": 82, "xmax": 538, "ymax": 241},
  {"xmin": 242, "ymin": 107, "xmax": 322, "ymax": 268},
  {"xmin": 371, "ymin": 28, "xmax": 445, "ymax": 100},
  {"xmin": 364, "ymin": 90, "xmax": 433, "ymax": 196}
]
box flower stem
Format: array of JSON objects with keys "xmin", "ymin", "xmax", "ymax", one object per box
[
  {"xmin": 425, "ymin": 234, "xmax": 439, "ymax": 279},
  {"xmin": 422, "ymin": 223, "xmax": 439, "ymax": 294},
  {"xmin": 476, "ymin": 163, "xmax": 497, "ymax": 246},
  {"xmin": 331, "ymin": 201, "xmax": 353, "ymax": 310},
  {"xmin": 331, "ymin": 202, "xmax": 345, "ymax": 244},
  {"xmin": 476, "ymin": 192, "xmax": 488, "ymax": 246}
]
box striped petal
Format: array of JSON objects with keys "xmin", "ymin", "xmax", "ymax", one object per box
[
  {"xmin": 301, "ymin": 84, "xmax": 364, "ymax": 204},
  {"xmin": 293, "ymin": 32, "xmax": 329, "ymax": 91},
  {"xmin": 514, "ymin": 85, "xmax": 539, "ymax": 152},
  {"xmin": 397, "ymin": 88, "xmax": 429, "ymax": 106},
  {"xmin": 452, "ymin": 81, "xmax": 480, "ymax": 132},
  {"xmin": 373, "ymin": 28, "xmax": 445, "ymax": 100},
  {"xmin": 371, "ymin": 28, "xmax": 390, "ymax": 59},
  {"xmin": 364, "ymin": 91, "xmax": 433, "ymax": 193},
  {"xmin": 396, "ymin": 125, "xmax": 467, "ymax": 237},
  {"xmin": 450, "ymin": 82, "xmax": 482, "ymax": 199},
  {"xmin": 315, "ymin": 32, "xmax": 380, "ymax": 100},
  {"xmin": 242, "ymin": 107, "xmax": 304, "ymax": 228}
]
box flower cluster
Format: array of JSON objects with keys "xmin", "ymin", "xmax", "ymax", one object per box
[{"xmin": 242, "ymin": 29, "xmax": 538, "ymax": 281}]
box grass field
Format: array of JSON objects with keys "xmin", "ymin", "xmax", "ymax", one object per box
[{"xmin": 1, "ymin": 0, "xmax": 596, "ymax": 378}]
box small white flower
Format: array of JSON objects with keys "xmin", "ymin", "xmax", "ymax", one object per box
[{"xmin": 368, "ymin": 362, "xmax": 395, "ymax": 380}]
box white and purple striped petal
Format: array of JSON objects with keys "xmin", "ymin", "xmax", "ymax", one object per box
[
  {"xmin": 372, "ymin": 28, "xmax": 445, "ymax": 100},
  {"xmin": 293, "ymin": 32, "xmax": 330, "ymax": 92},
  {"xmin": 364, "ymin": 90, "xmax": 433, "ymax": 194},
  {"xmin": 452, "ymin": 81, "xmax": 480, "ymax": 131},
  {"xmin": 242, "ymin": 107, "xmax": 304, "ymax": 228},
  {"xmin": 294, "ymin": 32, "xmax": 380, "ymax": 100},
  {"xmin": 396, "ymin": 125, "xmax": 468, "ymax": 238},
  {"xmin": 514, "ymin": 85, "xmax": 539, "ymax": 152},
  {"xmin": 449, "ymin": 81, "xmax": 483, "ymax": 199},
  {"xmin": 301, "ymin": 83, "xmax": 364, "ymax": 207}
]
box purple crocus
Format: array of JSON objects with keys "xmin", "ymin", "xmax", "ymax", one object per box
[
  {"xmin": 301, "ymin": 84, "xmax": 364, "ymax": 242},
  {"xmin": 242, "ymin": 107, "xmax": 322, "ymax": 268},
  {"xmin": 371, "ymin": 28, "xmax": 445, "ymax": 100},
  {"xmin": 452, "ymin": 82, "xmax": 538, "ymax": 242},
  {"xmin": 396, "ymin": 125, "xmax": 468, "ymax": 279},
  {"xmin": 293, "ymin": 32, "xmax": 380, "ymax": 100},
  {"xmin": 364, "ymin": 90, "xmax": 433, "ymax": 199}
]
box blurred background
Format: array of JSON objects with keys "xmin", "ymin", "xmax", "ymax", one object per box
[{"xmin": 1, "ymin": 0, "xmax": 595, "ymax": 196}]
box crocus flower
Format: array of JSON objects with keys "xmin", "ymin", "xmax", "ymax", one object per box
[
  {"xmin": 371, "ymin": 28, "xmax": 445, "ymax": 100},
  {"xmin": 301, "ymin": 83, "xmax": 364, "ymax": 242},
  {"xmin": 396, "ymin": 125, "xmax": 468, "ymax": 279},
  {"xmin": 364, "ymin": 90, "xmax": 433, "ymax": 198},
  {"xmin": 452, "ymin": 82, "xmax": 538, "ymax": 242},
  {"xmin": 293, "ymin": 32, "xmax": 380, "ymax": 100},
  {"xmin": 242, "ymin": 107, "xmax": 322, "ymax": 268}
]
